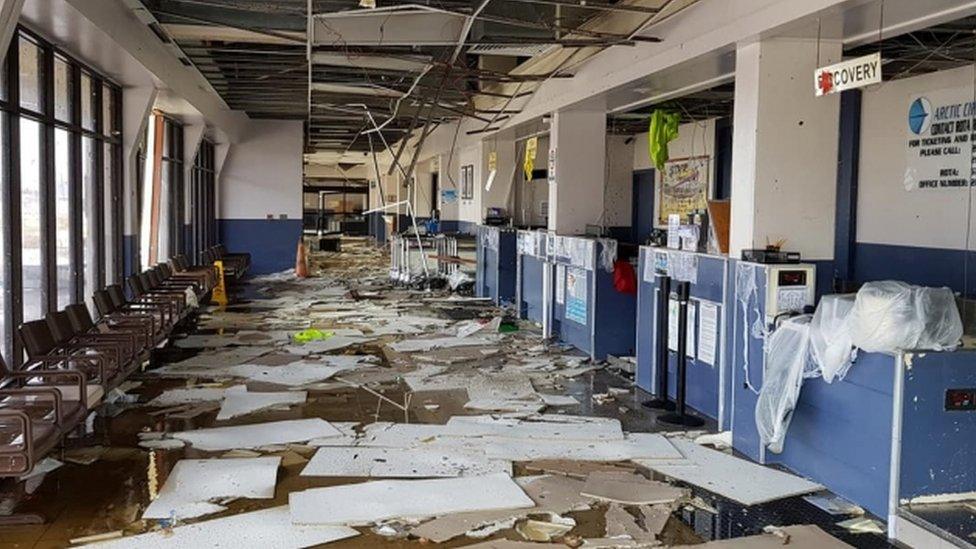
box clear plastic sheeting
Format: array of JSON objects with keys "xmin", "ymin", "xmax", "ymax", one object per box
[
  {"xmin": 598, "ymin": 239, "xmax": 617, "ymax": 273},
  {"xmin": 757, "ymin": 280, "xmax": 964, "ymax": 453},
  {"xmin": 668, "ymin": 251, "xmax": 699, "ymax": 285},
  {"xmin": 486, "ymin": 228, "xmax": 499, "ymax": 252},
  {"xmin": 809, "ymin": 294, "xmax": 856, "ymax": 383},
  {"xmin": 756, "ymin": 316, "xmax": 812, "ymax": 454},
  {"xmin": 850, "ymin": 281, "xmax": 963, "ymax": 353},
  {"xmin": 735, "ymin": 262, "xmax": 765, "ymax": 395}
]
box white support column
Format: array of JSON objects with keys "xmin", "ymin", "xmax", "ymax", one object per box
[
  {"xmin": 549, "ymin": 97, "xmax": 607, "ymax": 235},
  {"xmin": 182, "ymin": 121, "xmax": 204, "ymax": 250},
  {"xmin": 213, "ymin": 141, "xmax": 230, "ymax": 222},
  {"xmin": 729, "ymin": 37, "xmax": 842, "ymax": 260},
  {"xmin": 121, "ymin": 86, "xmax": 157, "ymax": 274}
]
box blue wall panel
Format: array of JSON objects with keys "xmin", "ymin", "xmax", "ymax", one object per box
[
  {"xmin": 520, "ymin": 255, "xmax": 546, "ymax": 324},
  {"xmin": 593, "ymin": 263, "xmax": 637, "ymax": 360},
  {"xmin": 772, "ymin": 352, "xmax": 895, "ymax": 518},
  {"xmin": 218, "ymin": 218, "xmax": 302, "ymax": 275},
  {"xmin": 855, "ymin": 243, "xmax": 975, "ymax": 294},
  {"xmin": 900, "ymin": 350, "xmax": 976, "ymax": 502}
]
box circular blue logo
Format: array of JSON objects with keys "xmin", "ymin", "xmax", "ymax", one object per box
[{"xmin": 908, "ymin": 97, "xmax": 931, "ymax": 135}]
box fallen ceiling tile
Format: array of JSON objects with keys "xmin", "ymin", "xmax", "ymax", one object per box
[
  {"xmin": 289, "ymin": 472, "xmax": 534, "ymax": 526},
  {"xmin": 171, "ymin": 418, "xmax": 344, "ymax": 451},
  {"xmin": 81, "ymin": 506, "xmax": 358, "ymax": 549},
  {"xmin": 146, "ymin": 387, "xmax": 226, "ymax": 407},
  {"xmin": 581, "ymin": 471, "xmax": 688, "ymax": 505},
  {"xmin": 696, "ymin": 525, "xmax": 854, "ymax": 548},
  {"xmin": 410, "ymin": 474, "xmax": 593, "ymax": 543},
  {"xmin": 143, "ymin": 457, "xmax": 280, "ymax": 520},
  {"xmin": 301, "ymin": 446, "xmax": 511, "ymax": 478},
  {"xmin": 216, "ymin": 386, "xmax": 307, "ymax": 420},
  {"xmin": 642, "ymin": 439, "xmax": 823, "ymax": 506}
]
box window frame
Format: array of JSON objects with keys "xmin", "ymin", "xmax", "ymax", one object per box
[{"xmin": 0, "ymin": 26, "xmax": 123, "ymax": 368}]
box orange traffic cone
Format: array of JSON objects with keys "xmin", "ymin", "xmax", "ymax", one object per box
[{"xmin": 295, "ymin": 239, "xmax": 309, "ymax": 278}]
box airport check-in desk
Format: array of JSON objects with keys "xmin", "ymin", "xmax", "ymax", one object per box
[
  {"xmin": 475, "ymin": 225, "xmax": 517, "ymax": 305},
  {"xmin": 516, "ymin": 231, "xmax": 635, "ymax": 360}
]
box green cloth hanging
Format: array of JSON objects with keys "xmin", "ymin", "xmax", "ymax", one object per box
[{"xmin": 648, "ymin": 110, "xmax": 680, "ymax": 171}]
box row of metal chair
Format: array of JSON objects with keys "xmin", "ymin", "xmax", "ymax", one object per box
[{"xmin": 0, "ymin": 252, "xmax": 221, "ymax": 479}]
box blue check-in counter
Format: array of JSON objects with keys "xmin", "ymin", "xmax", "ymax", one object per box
[
  {"xmin": 516, "ymin": 230, "xmax": 549, "ymax": 324},
  {"xmin": 636, "ymin": 247, "xmax": 733, "ymax": 428},
  {"xmin": 727, "ymin": 260, "xmax": 976, "ymax": 530},
  {"xmin": 547, "ymin": 235, "xmax": 636, "ymax": 361},
  {"xmin": 476, "ymin": 225, "xmax": 517, "ymax": 305}
]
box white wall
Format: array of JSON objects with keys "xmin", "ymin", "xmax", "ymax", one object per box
[
  {"xmin": 458, "ymin": 143, "xmax": 483, "ymax": 224},
  {"xmin": 604, "ymin": 134, "xmax": 634, "ymax": 227},
  {"xmin": 858, "ymin": 64, "xmax": 976, "ymax": 250},
  {"xmin": 514, "ymin": 137, "xmax": 549, "ymax": 226},
  {"xmin": 481, "ymin": 131, "xmax": 517, "ymax": 218},
  {"xmin": 220, "ymin": 120, "xmax": 303, "ymax": 220},
  {"xmin": 632, "ymin": 118, "xmax": 717, "ymax": 227}
]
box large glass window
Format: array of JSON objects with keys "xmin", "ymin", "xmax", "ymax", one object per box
[
  {"xmin": 82, "ymin": 136, "xmax": 96, "ymax": 309},
  {"xmin": 0, "ymin": 28, "xmax": 123, "ymax": 367},
  {"xmin": 20, "ymin": 119, "xmax": 42, "ymax": 322},
  {"xmin": 55, "ymin": 129, "xmax": 71, "ymax": 309},
  {"xmin": 18, "ymin": 37, "xmax": 41, "ymax": 113}
]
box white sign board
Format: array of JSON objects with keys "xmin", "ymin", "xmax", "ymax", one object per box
[
  {"xmin": 905, "ymin": 86, "xmax": 976, "ymax": 191},
  {"xmin": 814, "ymin": 52, "xmax": 881, "ymax": 97}
]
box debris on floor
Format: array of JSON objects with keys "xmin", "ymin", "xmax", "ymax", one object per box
[
  {"xmin": 639, "ymin": 438, "xmax": 823, "ymax": 505},
  {"xmin": 143, "ymin": 457, "xmax": 280, "ymax": 519},
  {"xmin": 289, "ymin": 473, "xmax": 535, "ymax": 525},
  {"xmin": 6, "ymin": 239, "xmax": 877, "ymax": 549}
]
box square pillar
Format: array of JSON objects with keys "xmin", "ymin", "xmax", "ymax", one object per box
[
  {"xmin": 730, "ymin": 38, "xmax": 842, "ymax": 260},
  {"xmin": 549, "ymin": 98, "xmax": 607, "ymax": 235}
]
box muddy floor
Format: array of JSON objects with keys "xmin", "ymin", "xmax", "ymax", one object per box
[{"xmin": 0, "ymin": 238, "xmax": 892, "ymax": 548}]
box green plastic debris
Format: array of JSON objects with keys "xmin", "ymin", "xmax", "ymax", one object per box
[
  {"xmin": 293, "ymin": 328, "xmax": 333, "ymax": 343},
  {"xmin": 648, "ymin": 110, "xmax": 680, "ymax": 171},
  {"xmin": 498, "ymin": 322, "xmax": 519, "ymax": 333}
]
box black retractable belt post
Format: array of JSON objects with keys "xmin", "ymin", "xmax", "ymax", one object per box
[
  {"xmin": 643, "ymin": 275, "xmax": 675, "ymax": 411},
  {"xmin": 660, "ymin": 281, "xmax": 704, "ymax": 427}
]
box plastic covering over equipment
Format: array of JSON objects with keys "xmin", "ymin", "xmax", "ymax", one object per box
[{"xmin": 757, "ymin": 280, "xmax": 963, "ymax": 453}]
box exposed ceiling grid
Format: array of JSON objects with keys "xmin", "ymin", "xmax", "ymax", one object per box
[{"xmin": 137, "ymin": 0, "xmax": 675, "ymax": 156}]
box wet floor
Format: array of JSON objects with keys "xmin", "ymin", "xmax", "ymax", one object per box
[{"xmin": 0, "ymin": 239, "xmax": 895, "ymax": 548}]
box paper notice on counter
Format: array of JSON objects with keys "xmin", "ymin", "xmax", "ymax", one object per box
[
  {"xmin": 668, "ymin": 299, "xmax": 679, "ymax": 351},
  {"xmin": 698, "ymin": 302, "xmax": 718, "ymax": 366}
]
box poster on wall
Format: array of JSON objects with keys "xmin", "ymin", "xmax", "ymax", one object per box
[
  {"xmin": 658, "ymin": 156, "xmax": 710, "ymax": 226},
  {"xmin": 905, "ymin": 86, "xmax": 976, "ymax": 190},
  {"xmin": 565, "ymin": 267, "xmax": 587, "ymax": 324},
  {"xmin": 441, "ymin": 189, "xmax": 458, "ymax": 204}
]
